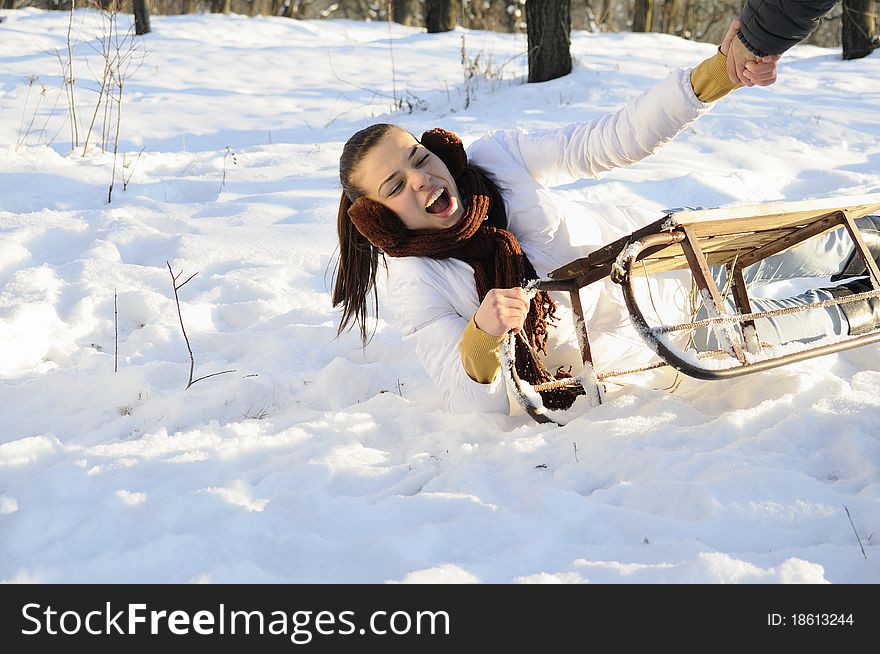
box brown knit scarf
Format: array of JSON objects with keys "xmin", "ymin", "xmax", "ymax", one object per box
[{"xmin": 348, "ymin": 128, "xmax": 583, "ymax": 410}]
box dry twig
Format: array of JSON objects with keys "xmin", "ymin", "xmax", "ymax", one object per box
[
  {"xmin": 845, "ymin": 505, "xmax": 868, "ymax": 560},
  {"xmin": 166, "ymin": 261, "xmax": 235, "ymax": 389}
]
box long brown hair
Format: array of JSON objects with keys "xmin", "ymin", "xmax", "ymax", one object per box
[{"xmin": 332, "ymin": 123, "xmax": 397, "ymax": 345}]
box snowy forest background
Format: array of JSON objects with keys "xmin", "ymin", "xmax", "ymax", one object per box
[
  {"xmin": 1, "ymin": 4, "xmax": 879, "ymax": 583},
  {"xmin": 5, "ymin": 0, "xmax": 879, "ymax": 47}
]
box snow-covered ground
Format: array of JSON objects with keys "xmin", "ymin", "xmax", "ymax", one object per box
[{"xmin": 1, "ymin": 9, "xmax": 879, "ymax": 583}]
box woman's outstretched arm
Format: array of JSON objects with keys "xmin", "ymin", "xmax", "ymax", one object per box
[{"xmin": 480, "ymin": 35, "xmax": 775, "ymax": 188}]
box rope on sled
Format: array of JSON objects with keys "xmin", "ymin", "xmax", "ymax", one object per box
[{"xmin": 654, "ymin": 287, "xmax": 880, "ymax": 335}]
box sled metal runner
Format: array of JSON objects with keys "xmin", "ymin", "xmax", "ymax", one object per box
[{"xmin": 504, "ymin": 194, "xmax": 880, "ymax": 424}]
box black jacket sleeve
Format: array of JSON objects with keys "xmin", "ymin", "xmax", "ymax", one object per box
[{"xmin": 738, "ymin": 0, "xmax": 839, "ymax": 56}]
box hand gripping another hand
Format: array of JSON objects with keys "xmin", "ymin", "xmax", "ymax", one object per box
[{"xmin": 722, "ymin": 18, "xmax": 781, "ymax": 87}]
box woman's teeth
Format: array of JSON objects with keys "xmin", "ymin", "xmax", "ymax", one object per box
[{"xmin": 425, "ymin": 188, "xmax": 444, "ymax": 209}]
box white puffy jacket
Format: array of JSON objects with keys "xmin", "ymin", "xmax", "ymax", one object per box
[{"xmin": 386, "ymin": 68, "xmax": 712, "ymax": 414}]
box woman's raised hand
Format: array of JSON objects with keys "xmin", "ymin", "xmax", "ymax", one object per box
[
  {"xmin": 474, "ymin": 288, "xmax": 530, "ymax": 338},
  {"xmin": 721, "ymin": 17, "xmax": 780, "ymax": 87}
]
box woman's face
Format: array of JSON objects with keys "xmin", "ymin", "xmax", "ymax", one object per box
[{"xmin": 353, "ymin": 128, "xmax": 464, "ymax": 231}]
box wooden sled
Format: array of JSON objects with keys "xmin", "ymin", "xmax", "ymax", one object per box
[{"xmin": 502, "ymin": 193, "xmax": 880, "ymax": 424}]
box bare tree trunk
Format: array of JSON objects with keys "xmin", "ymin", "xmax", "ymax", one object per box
[
  {"xmin": 133, "ymin": 0, "xmax": 150, "ymax": 35},
  {"xmin": 282, "ymin": 0, "xmax": 311, "ymax": 18},
  {"xmin": 877, "ymin": 0, "xmax": 880, "ymax": 36},
  {"xmin": 582, "ymin": 0, "xmax": 600, "ymax": 31},
  {"xmin": 681, "ymin": 0, "xmax": 696, "ymax": 39},
  {"xmin": 597, "ymin": 0, "xmax": 613, "ymax": 30},
  {"xmin": 526, "ymin": 0, "xmax": 572, "ymax": 83},
  {"xmin": 632, "ymin": 0, "xmax": 653, "ymax": 32},
  {"xmin": 601, "ymin": 0, "xmax": 619, "ymax": 30},
  {"xmin": 426, "ymin": 0, "xmax": 456, "ymax": 33},
  {"xmin": 256, "ymin": 0, "xmax": 272, "ymax": 16},
  {"xmin": 208, "ymin": 0, "xmax": 231, "ymax": 14},
  {"xmin": 660, "ymin": 0, "xmax": 679, "ymax": 34},
  {"xmin": 842, "ymin": 0, "xmax": 877, "ymax": 59},
  {"xmin": 502, "ymin": 0, "xmax": 520, "ymax": 32},
  {"xmin": 393, "ymin": 0, "xmax": 416, "ymax": 25}
]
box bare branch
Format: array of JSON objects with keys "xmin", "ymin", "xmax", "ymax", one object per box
[
  {"xmin": 190, "ymin": 370, "xmax": 237, "ymax": 387},
  {"xmin": 844, "ymin": 505, "xmax": 868, "ymax": 560},
  {"xmin": 167, "ymin": 260, "xmax": 196, "ymax": 389},
  {"xmin": 166, "ymin": 261, "xmax": 230, "ymax": 390},
  {"xmin": 176, "ymin": 272, "xmax": 198, "ymax": 290},
  {"xmin": 123, "ymin": 146, "xmax": 145, "ymax": 191},
  {"xmin": 66, "ymin": 2, "xmax": 79, "ymax": 149}
]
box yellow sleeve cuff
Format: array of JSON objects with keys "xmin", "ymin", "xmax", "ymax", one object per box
[
  {"xmin": 459, "ymin": 316, "xmax": 506, "ymax": 384},
  {"xmin": 691, "ymin": 49, "xmax": 742, "ymax": 103}
]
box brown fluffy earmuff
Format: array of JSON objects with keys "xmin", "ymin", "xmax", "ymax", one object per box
[
  {"xmin": 347, "ymin": 196, "xmax": 406, "ymax": 251},
  {"xmin": 420, "ymin": 128, "xmax": 468, "ymax": 179}
]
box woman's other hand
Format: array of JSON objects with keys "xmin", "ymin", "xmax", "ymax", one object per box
[{"xmin": 474, "ymin": 288, "xmax": 529, "ymax": 337}]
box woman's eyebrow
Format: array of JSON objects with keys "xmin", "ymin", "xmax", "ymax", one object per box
[{"xmin": 379, "ymin": 145, "xmax": 419, "ymax": 194}]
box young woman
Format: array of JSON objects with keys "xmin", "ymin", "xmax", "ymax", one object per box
[{"xmin": 332, "ymin": 34, "xmax": 878, "ymax": 415}]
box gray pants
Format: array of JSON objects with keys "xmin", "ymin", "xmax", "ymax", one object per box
[{"xmin": 698, "ymin": 217, "xmax": 879, "ymax": 348}]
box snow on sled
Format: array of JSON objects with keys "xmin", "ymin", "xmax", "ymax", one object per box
[{"xmin": 502, "ymin": 193, "xmax": 880, "ymax": 425}]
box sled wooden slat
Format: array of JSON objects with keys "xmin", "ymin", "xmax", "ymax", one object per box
[{"xmin": 548, "ymin": 194, "xmax": 880, "ymax": 283}]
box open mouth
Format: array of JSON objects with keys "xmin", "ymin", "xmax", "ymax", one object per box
[{"xmin": 425, "ymin": 187, "xmax": 452, "ymax": 215}]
